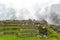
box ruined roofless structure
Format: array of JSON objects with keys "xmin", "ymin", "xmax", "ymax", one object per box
[
  {"xmin": 0, "ymin": 19, "xmax": 48, "ymax": 37},
  {"xmin": 0, "ymin": 19, "xmax": 48, "ymax": 26},
  {"xmin": 0, "ymin": 19, "xmax": 60, "ymax": 37}
]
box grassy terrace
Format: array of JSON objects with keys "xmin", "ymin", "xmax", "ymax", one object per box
[{"xmin": 0, "ymin": 25, "xmax": 60, "ymax": 40}]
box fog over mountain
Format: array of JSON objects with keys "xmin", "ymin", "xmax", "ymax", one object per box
[
  {"xmin": 34, "ymin": 3, "xmax": 60, "ymax": 25},
  {"xmin": 46, "ymin": 4, "xmax": 60, "ymax": 25},
  {"xmin": 0, "ymin": 3, "xmax": 60, "ymax": 25},
  {"xmin": 0, "ymin": 0, "xmax": 60, "ymax": 25}
]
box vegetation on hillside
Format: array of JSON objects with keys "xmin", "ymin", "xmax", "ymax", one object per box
[{"xmin": 0, "ymin": 24, "xmax": 60, "ymax": 40}]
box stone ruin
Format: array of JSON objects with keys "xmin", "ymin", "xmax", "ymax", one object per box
[{"xmin": 0, "ymin": 19, "xmax": 59, "ymax": 37}]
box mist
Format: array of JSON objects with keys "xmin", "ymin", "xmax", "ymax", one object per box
[
  {"xmin": 0, "ymin": 1, "xmax": 60, "ymax": 25},
  {"xmin": 0, "ymin": 4, "xmax": 16, "ymax": 20},
  {"xmin": 46, "ymin": 3, "xmax": 60, "ymax": 25},
  {"xmin": 34, "ymin": 3, "xmax": 60, "ymax": 25}
]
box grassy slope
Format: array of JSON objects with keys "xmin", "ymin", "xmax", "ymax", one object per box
[
  {"xmin": 0, "ymin": 25, "xmax": 60, "ymax": 40},
  {"xmin": 0, "ymin": 35, "xmax": 59, "ymax": 40}
]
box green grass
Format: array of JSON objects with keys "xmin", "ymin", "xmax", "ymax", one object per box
[
  {"xmin": 0, "ymin": 25, "xmax": 23, "ymax": 28},
  {"xmin": 0, "ymin": 35, "xmax": 60, "ymax": 40},
  {"xmin": 0, "ymin": 35, "xmax": 40, "ymax": 40},
  {"xmin": 0, "ymin": 25, "xmax": 60, "ymax": 40},
  {"xmin": 0, "ymin": 35, "xmax": 18, "ymax": 40}
]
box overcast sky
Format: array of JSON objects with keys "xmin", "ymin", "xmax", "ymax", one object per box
[
  {"xmin": 0, "ymin": 0, "xmax": 59, "ymax": 12},
  {"xmin": 0, "ymin": 0, "xmax": 60, "ymax": 20}
]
